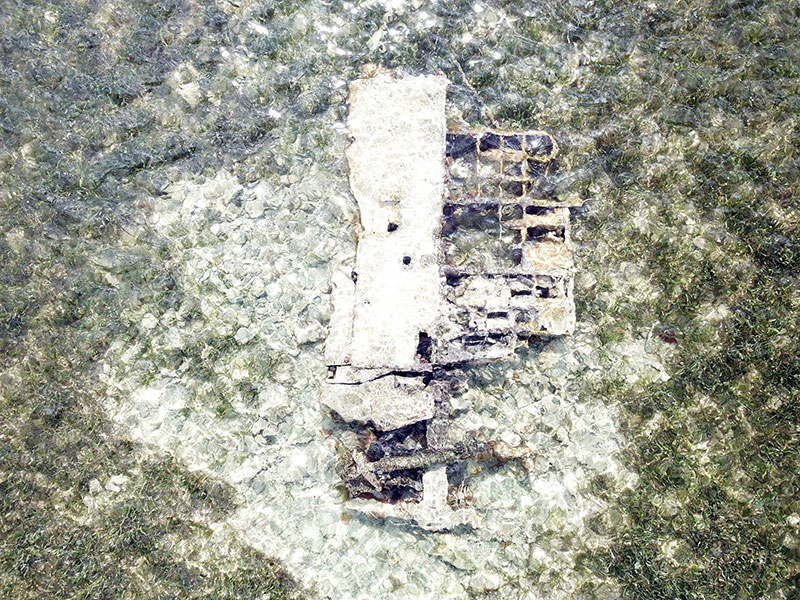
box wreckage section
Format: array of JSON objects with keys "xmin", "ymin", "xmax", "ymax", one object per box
[
  {"xmin": 327, "ymin": 70, "xmax": 446, "ymax": 374},
  {"xmin": 445, "ymin": 129, "xmax": 560, "ymax": 201},
  {"xmin": 324, "ymin": 70, "xmax": 447, "ymax": 440},
  {"xmin": 323, "ymin": 70, "xmax": 579, "ymax": 530},
  {"xmin": 435, "ymin": 129, "xmax": 577, "ymax": 363}
]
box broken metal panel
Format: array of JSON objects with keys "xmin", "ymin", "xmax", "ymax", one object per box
[
  {"xmin": 323, "ymin": 375, "xmax": 436, "ymax": 432},
  {"xmin": 324, "ymin": 265, "xmax": 356, "ymax": 366},
  {"xmin": 345, "ymin": 71, "xmax": 448, "ymax": 372},
  {"xmin": 350, "ymin": 236, "xmax": 442, "ymax": 370}
]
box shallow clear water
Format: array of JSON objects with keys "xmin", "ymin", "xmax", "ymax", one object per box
[{"xmin": 1, "ymin": 1, "xmax": 798, "ymax": 598}]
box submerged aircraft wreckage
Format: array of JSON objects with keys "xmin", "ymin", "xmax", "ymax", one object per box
[{"xmin": 324, "ymin": 68, "xmax": 582, "ymax": 530}]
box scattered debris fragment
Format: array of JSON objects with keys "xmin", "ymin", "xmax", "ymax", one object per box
[{"xmin": 323, "ymin": 68, "xmax": 581, "ymax": 530}]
